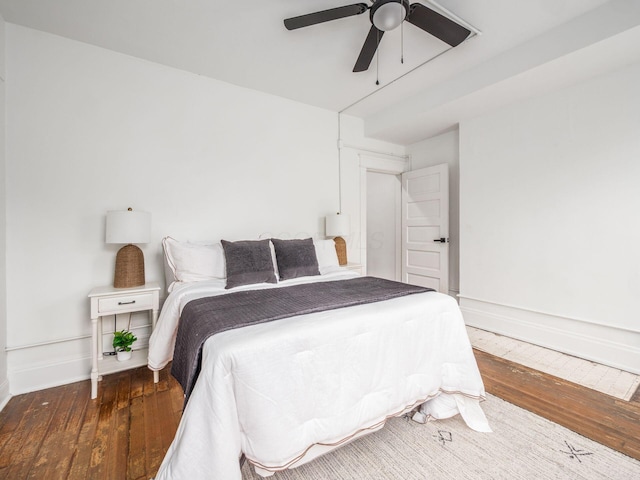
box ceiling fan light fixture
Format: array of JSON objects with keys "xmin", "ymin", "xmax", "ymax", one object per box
[
  {"xmin": 283, "ymin": 0, "xmax": 474, "ymax": 74},
  {"xmin": 371, "ymin": 0, "xmax": 409, "ymax": 31}
]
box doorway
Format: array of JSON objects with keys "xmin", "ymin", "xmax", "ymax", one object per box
[{"xmin": 366, "ymin": 171, "xmax": 401, "ymax": 280}]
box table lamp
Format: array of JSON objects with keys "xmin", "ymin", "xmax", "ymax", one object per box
[
  {"xmin": 325, "ymin": 213, "xmax": 350, "ymax": 266},
  {"xmin": 106, "ymin": 208, "xmax": 151, "ymax": 288}
]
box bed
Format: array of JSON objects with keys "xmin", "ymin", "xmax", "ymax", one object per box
[{"xmin": 148, "ymin": 237, "xmax": 490, "ymax": 479}]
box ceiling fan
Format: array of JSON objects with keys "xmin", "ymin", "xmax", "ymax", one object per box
[{"xmin": 284, "ymin": 0, "xmax": 471, "ymax": 73}]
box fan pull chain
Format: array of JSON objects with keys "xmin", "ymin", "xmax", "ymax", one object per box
[
  {"xmin": 401, "ymin": 14, "xmax": 404, "ymax": 64},
  {"xmin": 376, "ymin": 29, "xmax": 380, "ymax": 86}
]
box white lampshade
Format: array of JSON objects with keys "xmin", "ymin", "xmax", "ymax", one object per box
[
  {"xmin": 106, "ymin": 209, "xmax": 151, "ymax": 244},
  {"xmin": 325, "ymin": 213, "xmax": 350, "ymax": 237}
]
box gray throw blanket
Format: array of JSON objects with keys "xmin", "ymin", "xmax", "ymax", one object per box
[{"xmin": 172, "ymin": 276, "xmax": 433, "ymax": 403}]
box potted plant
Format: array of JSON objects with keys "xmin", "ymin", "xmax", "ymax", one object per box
[{"xmin": 113, "ymin": 329, "xmax": 137, "ymax": 361}]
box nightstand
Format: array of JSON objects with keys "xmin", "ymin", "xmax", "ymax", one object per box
[
  {"xmin": 344, "ymin": 263, "xmax": 364, "ymax": 275},
  {"xmin": 88, "ymin": 282, "xmax": 161, "ymax": 399}
]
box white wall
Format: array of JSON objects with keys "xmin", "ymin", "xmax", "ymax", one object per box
[
  {"xmin": 5, "ymin": 25, "xmax": 340, "ymax": 394},
  {"xmin": 0, "ymin": 14, "xmax": 9, "ymax": 409},
  {"xmin": 459, "ymin": 61, "xmax": 640, "ymax": 373},
  {"xmin": 408, "ymin": 130, "xmax": 460, "ymax": 297}
]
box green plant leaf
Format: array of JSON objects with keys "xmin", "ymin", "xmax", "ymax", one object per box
[{"xmin": 113, "ymin": 329, "xmax": 138, "ymax": 352}]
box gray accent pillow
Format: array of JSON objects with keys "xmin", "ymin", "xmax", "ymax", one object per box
[
  {"xmin": 221, "ymin": 239, "xmax": 277, "ymax": 289},
  {"xmin": 271, "ymin": 238, "xmax": 320, "ymax": 280}
]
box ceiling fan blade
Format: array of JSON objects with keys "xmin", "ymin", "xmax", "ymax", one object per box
[
  {"xmin": 353, "ymin": 26, "xmax": 384, "ymax": 72},
  {"xmin": 284, "ymin": 3, "xmax": 368, "ymax": 31},
  {"xmin": 407, "ymin": 3, "xmax": 471, "ymax": 47}
]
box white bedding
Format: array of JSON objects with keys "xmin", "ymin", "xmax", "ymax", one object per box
[{"xmin": 149, "ymin": 271, "xmax": 490, "ymax": 479}]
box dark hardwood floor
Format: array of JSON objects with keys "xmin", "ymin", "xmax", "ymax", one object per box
[
  {"xmin": 0, "ymin": 351, "xmax": 638, "ymax": 479},
  {"xmin": 474, "ymin": 349, "xmax": 640, "ymax": 460},
  {"xmin": 0, "ymin": 365, "xmax": 183, "ymax": 480}
]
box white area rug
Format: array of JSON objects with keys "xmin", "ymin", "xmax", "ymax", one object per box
[
  {"xmin": 467, "ymin": 326, "xmax": 640, "ymax": 401},
  {"xmin": 241, "ymin": 394, "xmax": 640, "ymax": 479}
]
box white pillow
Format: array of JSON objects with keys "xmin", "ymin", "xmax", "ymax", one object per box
[
  {"xmin": 313, "ymin": 239, "xmax": 340, "ymax": 275},
  {"xmin": 162, "ymin": 236, "xmax": 226, "ymax": 292}
]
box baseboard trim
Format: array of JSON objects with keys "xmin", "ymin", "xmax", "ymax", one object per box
[
  {"xmin": 459, "ymin": 297, "xmax": 640, "ymax": 374},
  {"xmin": 0, "ymin": 378, "xmax": 11, "ymax": 412},
  {"xmin": 8, "ymin": 352, "xmax": 92, "ymax": 395},
  {"xmin": 8, "ymin": 331, "xmax": 151, "ymax": 395},
  {"xmin": 448, "ymin": 289, "xmax": 460, "ymax": 302}
]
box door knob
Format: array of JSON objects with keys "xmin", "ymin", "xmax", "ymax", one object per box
[{"xmin": 433, "ymin": 238, "xmax": 448, "ymax": 243}]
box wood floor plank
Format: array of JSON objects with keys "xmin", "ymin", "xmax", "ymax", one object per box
[
  {"xmin": 86, "ymin": 375, "xmax": 118, "ymax": 479},
  {"xmin": 26, "ymin": 382, "xmax": 83, "ymax": 479},
  {"xmin": 0, "ymin": 392, "xmax": 30, "ymax": 458},
  {"xmin": 155, "ymin": 386, "xmax": 180, "ymax": 454},
  {"xmin": 1, "ymin": 389, "xmax": 61, "ymax": 479},
  {"xmin": 66, "ymin": 386, "xmax": 100, "ymax": 480},
  {"xmin": 169, "ymin": 373, "xmax": 185, "ymax": 423},
  {"xmin": 0, "ymin": 394, "xmax": 33, "ymax": 478},
  {"xmin": 631, "ymin": 384, "xmax": 640, "ymax": 404},
  {"xmin": 107, "ymin": 375, "xmax": 131, "ymax": 480},
  {"xmin": 0, "ymin": 391, "xmax": 29, "ymax": 433},
  {"xmin": 127, "ymin": 396, "xmax": 146, "ymax": 479},
  {"xmin": 129, "ymin": 363, "xmax": 154, "ymax": 479},
  {"xmin": 143, "ymin": 378, "xmax": 165, "ymax": 475},
  {"xmin": 130, "ymin": 363, "xmax": 145, "ymax": 400}
]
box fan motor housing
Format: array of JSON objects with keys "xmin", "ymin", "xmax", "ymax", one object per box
[{"xmin": 370, "ymin": 0, "xmax": 410, "ymax": 31}]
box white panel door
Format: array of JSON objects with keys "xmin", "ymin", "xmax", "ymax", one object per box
[{"xmin": 401, "ymin": 164, "xmax": 449, "ymax": 293}]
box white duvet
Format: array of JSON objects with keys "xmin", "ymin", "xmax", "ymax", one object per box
[{"xmin": 149, "ymin": 271, "xmax": 490, "ymax": 479}]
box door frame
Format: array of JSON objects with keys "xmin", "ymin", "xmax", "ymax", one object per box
[{"xmin": 358, "ymin": 154, "xmax": 409, "ymax": 280}]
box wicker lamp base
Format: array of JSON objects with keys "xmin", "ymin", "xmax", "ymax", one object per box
[
  {"xmin": 114, "ymin": 244, "xmax": 145, "ymax": 288},
  {"xmin": 334, "ymin": 237, "xmax": 347, "ymax": 266}
]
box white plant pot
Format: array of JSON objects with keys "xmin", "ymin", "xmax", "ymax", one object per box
[{"xmin": 116, "ymin": 350, "xmax": 132, "ymax": 362}]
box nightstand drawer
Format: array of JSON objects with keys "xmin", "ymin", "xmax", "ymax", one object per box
[{"xmin": 98, "ymin": 293, "xmax": 155, "ymax": 314}]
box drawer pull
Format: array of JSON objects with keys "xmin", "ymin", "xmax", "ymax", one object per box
[{"xmin": 118, "ymin": 300, "xmax": 136, "ymax": 305}]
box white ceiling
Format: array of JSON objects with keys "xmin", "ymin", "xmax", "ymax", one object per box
[{"xmin": 1, "ymin": 0, "xmax": 639, "ymax": 144}]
